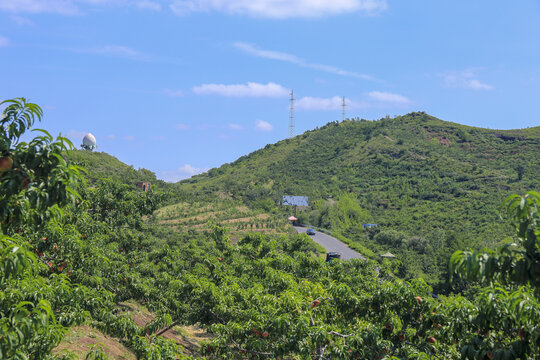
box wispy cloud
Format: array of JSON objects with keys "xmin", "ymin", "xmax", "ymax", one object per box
[
  {"xmin": 70, "ymin": 44, "xmax": 178, "ymax": 64},
  {"xmin": 234, "ymin": 42, "xmax": 373, "ymax": 80},
  {"xmin": 0, "ymin": 0, "xmax": 163, "ymax": 15},
  {"xmin": 255, "ymin": 119, "xmax": 273, "ymax": 132},
  {"xmin": 66, "ymin": 130, "xmax": 87, "ymax": 143},
  {"xmin": 76, "ymin": 45, "xmax": 146, "ymax": 60},
  {"xmin": 193, "ymin": 82, "xmax": 289, "ymax": 97},
  {"xmin": 0, "ymin": 35, "xmax": 9, "ymax": 47},
  {"xmin": 442, "ymin": 70, "xmax": 493, "ymax": 91},
  {"xmin": 229, "ymin": 123, "xmax": 244, "ymax": 130},
  {"xmin": 0, "ymin": 0, "xmax": 81, "ymax": 15},
  {"xmin": 106, "ymin": 134, "xmax": 116, "ymax": 140},
  {"xmin": 367, "ymin": 91, "xmax": 411, "ymax": 104},
  {"xmin": 136, "ymin": 0, "xmax": 161, "ymax": 11},
  {"xmin": 164, "ymin": 89, "xmax": 184, "ymax": 97},
  {"xmin": 124, "ymin": 135, "xmax": 135, "ymax": 141},
  {"xmin": 169, "ymin": 0, "xmax": 387, "ymax": 18}
]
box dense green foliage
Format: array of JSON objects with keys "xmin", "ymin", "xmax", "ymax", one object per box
[
  {"xmin": 178, "ymin": 113, "xmax": 540, "ymax": 289},
  {"xmin": 2, "ymin": 99, "xmax": 540, "ymax": 359}
]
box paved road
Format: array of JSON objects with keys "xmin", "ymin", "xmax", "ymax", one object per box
[{"xmin": 294, "ymin": 226, "xmax": 365, "ymax": 261}]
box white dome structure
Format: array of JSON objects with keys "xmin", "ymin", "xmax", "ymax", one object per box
[{"xmin": 81, "ymin": 133, "xmax": 97, "ymax": 150}]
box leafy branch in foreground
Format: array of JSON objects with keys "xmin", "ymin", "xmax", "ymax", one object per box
[{"xmin": 450, "ymin": 191, "xmax": 540, "ymax": 290}]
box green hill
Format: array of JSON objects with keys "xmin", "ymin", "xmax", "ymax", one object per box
[
  {"xmin": 67, "ymin": 150, "xmax": 162, "ymax": 187},
  {"xmin": 178, "ymin": 112, "xmax": 540, "ymax": 289}
]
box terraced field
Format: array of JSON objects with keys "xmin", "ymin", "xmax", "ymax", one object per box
[{"xmin": 153, "ymin": 200, "xmax": 294, "ymax": 240}]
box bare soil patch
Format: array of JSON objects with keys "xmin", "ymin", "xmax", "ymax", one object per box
[{"xmin": 53, "ymin": 325, "xmax": 135, "ymax": 360}]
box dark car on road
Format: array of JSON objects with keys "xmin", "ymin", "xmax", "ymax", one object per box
[
  {"xmin": 306, "ymin": 228, "xmax": 316, "ymax": 235},
  {"xmin": 325, "ymin": 252, "xmax": 341, "ymax": 262}
]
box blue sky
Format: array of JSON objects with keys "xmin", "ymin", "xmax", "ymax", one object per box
[{"xmin": 1, "ymin": 0, "xmax": 539, "ymax": 181}]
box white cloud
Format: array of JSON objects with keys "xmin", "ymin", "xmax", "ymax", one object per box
[
  {"xmin": 234, "ymin": 42, "xmax": 300, "ymax": 62},
  {"xmin": 0, "ymin": 36, "xmax": 9, "ymax": 47},
  {"xmin": 296, "ymin": 96, "xmax": 352, "ymax": 111},
  {"xmin": 0, "ymin": 0, "xmax": 81, "ymax": 15},
  {"xmin": 228, "ymin": 123, "xmax": 244, "ymax": 130},
  {"xmin": 466, "ymin": 79, "xmax": 493, "ymax": 91},
  {"xmin": 178, "ymin": 164, "xmax": 203, "ymax": 176},
  {"xmin": 193, "ymin": 82, "xmax": 289, "ymax": 98},
  {"xmin": 159, "ymin": 164, "xmax": 208, "ymax": 182},
  {"xmin": 443, "ymin": 70, "xmax": 493, "ymax": 91},
  {"xmin": 106, "ymin": 134, "xmax": 116, "ymax": 140},
  {"xmin": 164, "ymin": 88, "xmax": 184, "ymax": 97},
  {"xmin": 124, "ymin": 135, "xmax": 135, "ymax": 141},
  {"xmin": 255, "ymin": 119, "xmax": 273, "ymax": 131},
  {"xmin": 174, "ymin": 123, "xmax": 189, "ymax": 130},
  {"xmin": 136, "ymin": 0, "xmax": 161, "ymax": 11},
  {"xmin": 80, "ymin": 45, "xmax": 144, "ymax": 59},
  {"xmin": 367, "ymin": 91, "xmax": 411, "ymax": 104},
  {"xmin": 170, "ymin": 0, "xmax": 387, "ymax": 18},
  {"xmin": 295, "ymin": 93, "xmax": 410, "ymax": 111},
  {"xmin": 234, "ymin": 42, "xmax": 373, "ymax": 80}
]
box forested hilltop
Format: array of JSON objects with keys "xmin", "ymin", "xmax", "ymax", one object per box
[{"xmin": 178, "ymin": 113, "xmax": 540, "ymax": 289}]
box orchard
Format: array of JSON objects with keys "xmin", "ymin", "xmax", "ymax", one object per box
[{"xmin": 1, "ymin": 98, "xmax": 539, "ymax": 359}]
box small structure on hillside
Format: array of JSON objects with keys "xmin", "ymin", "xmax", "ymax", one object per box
[
  {"xmin": 283, "ymin": 195, "xmax": 309, "ymax": 207},
  {"xmin": 136, "ymin": 181, "xmax": 151, "ymax": 191},
  {"xmin": 362, "ymin": 223, "xmax": 378, "ymax": 229},
  {"xmin": 381, "ymin": 252, "xmax": 396, "ymax": 259},
  {"xmin": 81, "ymin": 133, "xmax": 97, "ymax": 151}
]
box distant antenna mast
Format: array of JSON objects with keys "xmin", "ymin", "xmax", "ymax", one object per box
[
  {"xmin": 289, "ymin": 90, "xmax": 295, "ymax": 138},
  {"xmin": 342, "ymin": 96, "xmax": 346, "ymax": 121}
]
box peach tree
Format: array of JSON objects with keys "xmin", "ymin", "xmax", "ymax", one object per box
[{"xmin": 451, "ymin": 191, "xmax": 540, "ymax": 359}]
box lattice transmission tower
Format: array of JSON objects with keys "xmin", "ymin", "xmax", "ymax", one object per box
[{"xmin": 288, "ymin": 90, "xmax": 295, "ymax": 138}]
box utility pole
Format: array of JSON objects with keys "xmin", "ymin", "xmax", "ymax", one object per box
[
  {"xmin": 289, "ymin": 90, "xmax": 295, "ymax": 138},
  {"xmin": 342, "ymin": 96, "xmax": 346, "ymax": 121}
]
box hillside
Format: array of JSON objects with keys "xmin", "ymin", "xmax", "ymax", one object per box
[
  {"xmin": 178, "ymin": 112, "xmax": 540, "ymax": 287},
  {"xmin": 67, "ymin": 150, "xmax": 160, "ymax": 186}
]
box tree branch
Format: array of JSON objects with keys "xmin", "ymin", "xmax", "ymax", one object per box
[
  {"xmin": 155, "ymin": 320, "xmax": 180, "ymax": 336},
  {"xmin": 328, "ymin": 330, "xmax": 353, "ymax": 338}
]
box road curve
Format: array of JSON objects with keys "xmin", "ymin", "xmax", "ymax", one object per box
[{"xmin": 294, "ymin": 226, "xmax": 365, "ymax": 261}]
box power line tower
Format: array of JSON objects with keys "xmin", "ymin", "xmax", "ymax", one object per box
[
  {"xmin": 342, "ymin": 96, "xmax": 346, "ymax": 121},
  {"xmin": 289, "ymin": 90, "xmax": 295, "ymax": 138}
]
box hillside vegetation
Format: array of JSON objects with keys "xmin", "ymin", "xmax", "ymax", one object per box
[
  {"xmin": 3, "ymin": 99, "xmax": 540, "ymax": 360},
  {"xmin": 67, "ymin": 150, "xmax": 158, "ymax": 185},
  {"xmin": 178, "ymin": 112, "xmax": 540, "ymax": 288}
]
